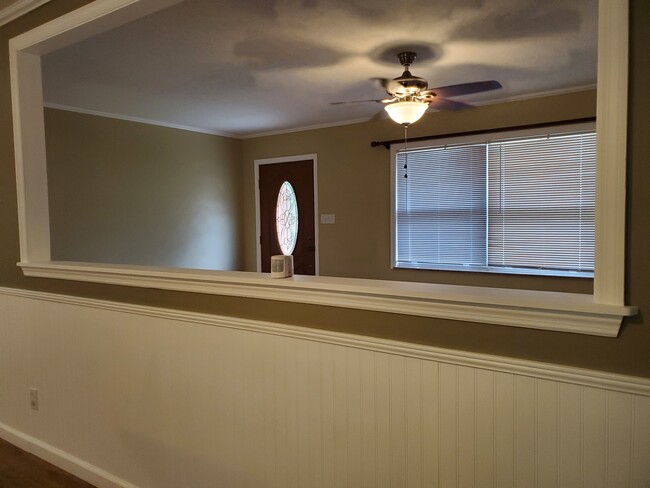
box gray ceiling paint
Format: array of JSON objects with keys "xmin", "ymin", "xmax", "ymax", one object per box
[{"xmin": 41, "ymin": 0, "xmax": 598, "ymax": 137}]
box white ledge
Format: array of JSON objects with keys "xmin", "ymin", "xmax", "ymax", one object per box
[{"xmin": 19, "ymin": 261, "xmax": 637, "ymax": 337}]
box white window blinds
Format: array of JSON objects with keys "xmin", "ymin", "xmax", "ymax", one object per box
[
  {"xmin": 393, "ymin": 127, "xmax": 596, "ymax": 277},
  {"xmin": 487, "ymin": 133, "xmax": 596, "ymax": 273},
  {"xmin": 395, "ymin": 145, "xmax": 486, "ymax": 268}
]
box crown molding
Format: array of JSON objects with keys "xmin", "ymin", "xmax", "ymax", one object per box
[
  {"xmin": 43, "ymin": 102, "xmax": 238, "ymax": 138},
  {"xmin": 0, "ymin": 0, "xmax": 49, "ymax": 27},
  {"xmin": 45, "ymin": 86, "xmax": 597, "ymax": 141}
]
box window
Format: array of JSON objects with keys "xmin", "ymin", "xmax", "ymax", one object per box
[
  {"xmin": 393, "ymin": 123, "xmax": 596, "ymax": 277},
  {"xmin": 276, "ymin": 181, "xmax": 299, "ymax": 255}
]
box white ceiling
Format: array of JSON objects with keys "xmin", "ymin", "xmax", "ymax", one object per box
[{"xmin": 41, "ymin": 0, "xmax": 598, "ymax": 138}]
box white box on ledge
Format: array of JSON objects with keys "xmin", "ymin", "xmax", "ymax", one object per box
[{"xmin": 271, "ymin": 255, "xmax": 293, "ymax": 278}]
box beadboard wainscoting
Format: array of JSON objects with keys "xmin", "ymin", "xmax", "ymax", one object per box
[{"xmin": 0, "ymin": 288, "xmax": 649, "ymax": 488}]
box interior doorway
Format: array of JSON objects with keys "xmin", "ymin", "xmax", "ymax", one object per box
[{"xmin": 255, "ymin": 155, "xmax": 318, "ymax": 275}]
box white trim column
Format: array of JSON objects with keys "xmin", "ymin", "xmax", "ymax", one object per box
[{"xmin": 594, "ymin": 0, "xmax": 629, "ymax": 305}]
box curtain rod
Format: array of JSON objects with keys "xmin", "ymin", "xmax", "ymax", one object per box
[{"xmin": 370, "ymin": 117, "xmax": 596, "ymax": 149}]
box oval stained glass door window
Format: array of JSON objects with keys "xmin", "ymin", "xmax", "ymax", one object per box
[{"xmin": 276, "ymin": 181, "xmax": 299, "ymax": 255}]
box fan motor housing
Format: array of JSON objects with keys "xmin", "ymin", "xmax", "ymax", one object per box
[
  {"xmin": 391, "ymin": 70, "xmax": 428, "ymax": 95},
  {"xmin": 390, "ymin": 52, "xmax": 428, "ymax": 96}
]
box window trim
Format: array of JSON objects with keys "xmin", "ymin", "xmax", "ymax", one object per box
[
  {"xmin": 8, "ymin": 0, "xmax": 636, "ymax": 336},
  {"xmin": 390, "ymin": 122, "xmax": 597, "ymax": 278}
]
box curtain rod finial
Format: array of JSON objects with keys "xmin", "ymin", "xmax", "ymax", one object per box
[{"xmin": 370, "ymin": 141, "xmax": 391, "ymax": 149}]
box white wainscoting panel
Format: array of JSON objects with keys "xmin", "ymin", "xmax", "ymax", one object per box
[{"xmin": 0, "ymin": 288, "xmax": 649, "ymax": 488}]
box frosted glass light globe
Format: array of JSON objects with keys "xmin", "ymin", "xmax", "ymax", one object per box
[{"xmin": 385, "ymin": 101, "xmax": 428, "ymax": 125}]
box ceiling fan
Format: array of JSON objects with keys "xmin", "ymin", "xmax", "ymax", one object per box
[{"xmin": 333, "ymin": 51, "xmax": 502, "ymax": 125}]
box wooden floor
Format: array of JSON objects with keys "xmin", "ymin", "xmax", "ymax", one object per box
[{"xmin": 0, "ymin": 437, "xmax": 96, "ymax": 488}]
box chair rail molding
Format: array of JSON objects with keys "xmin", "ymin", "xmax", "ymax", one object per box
[{"xmin": 1, "ymin": 286, "xmax": 649, "ymax": 395}]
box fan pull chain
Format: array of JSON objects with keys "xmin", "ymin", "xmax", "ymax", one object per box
[{"xmin": 403, "ymin": 124, "xmax": 408, "ymax": 179}]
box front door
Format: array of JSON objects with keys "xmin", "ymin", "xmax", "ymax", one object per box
[{"xmin": 258, "ymin": 160, "xmax": 316, "ymax": 275}]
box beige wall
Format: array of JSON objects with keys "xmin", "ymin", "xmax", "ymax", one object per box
[
  {"xmin": 0, "ymin": 0, "xmax": 648, "ymax": 378},
  {"xmin": 45, "ymin": 108, "xmax": 244, "ymax": 270},
  {"xmin": 243, "ymin": 91, "xmax": 596, "ymax": 294},
  {"xmin": 46, "ymin": 92, "xmax": 596, "ymax": 292}
]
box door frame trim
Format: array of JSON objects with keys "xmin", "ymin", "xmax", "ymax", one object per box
[{"xmin": 254, "ymin": 154, "xmax": 319, "ymax": 275}]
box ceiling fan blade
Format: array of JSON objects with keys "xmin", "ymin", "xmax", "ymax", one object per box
[
  {"xmin": 428, "ymin": 98, "xmax": 475, "ymax": 111},
  {"xmin": 372, "ymin": 77, "xmax": 389, "ymax": 86},
  {"xmin": 423, "ymin": 80, "xmax": 502, "ymax": 98},
  {"xmin": 330, "ymin": 99, "xmax": 386, "ymax": 105}
]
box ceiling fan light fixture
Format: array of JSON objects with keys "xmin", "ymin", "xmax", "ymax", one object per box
[{"xmin": 385, "ymin": 101, "xmax": 428, "ymax": 125}]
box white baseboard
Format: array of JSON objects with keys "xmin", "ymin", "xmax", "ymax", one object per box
[{"xmin": 0, "ymin": 421, "xmax": 138, "ymax": 488}]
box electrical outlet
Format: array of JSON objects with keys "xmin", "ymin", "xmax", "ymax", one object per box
[{"xmin": 29, "ymin": 388, "xmax": 38, "ymax": 411}]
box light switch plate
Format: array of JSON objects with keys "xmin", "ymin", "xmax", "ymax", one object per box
[{"xmin": 320, "ymin": 214, "xmax": 335, "ymax": 224}]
